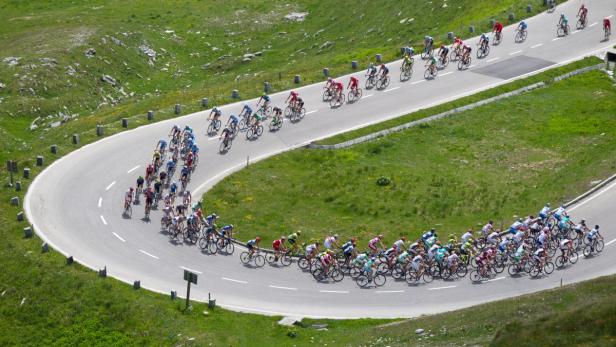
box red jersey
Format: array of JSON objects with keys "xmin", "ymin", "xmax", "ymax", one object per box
[
  {"xmin": 494, "ymin": 22, "xmax": 503, "ymax": 32},
  {"xmin": 335, "ymin": 82, "xmax": 343, "ymax": 90},
  {"xmin": 605, "ymin": 19, "xmax": 611, "ymax": 28},
  {"xmin": 273, "ymin": 239, "xmax": 282, "ymax": 250},
  {"xmin": 350, "ymin": 77, "xmax": 358, "ymax": 86}
]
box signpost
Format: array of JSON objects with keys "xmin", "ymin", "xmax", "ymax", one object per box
[
  {"xmin": 183, "ymin": 270, "xmax": 198, "ymax": 310},
  {"xmin": 6, "ymin": 160, "xmax": 17, "ymax": 187}
]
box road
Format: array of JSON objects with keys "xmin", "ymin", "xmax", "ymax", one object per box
[{"xmin": 25, "ymin": 0, "xmax": 616, "ymax": 318}]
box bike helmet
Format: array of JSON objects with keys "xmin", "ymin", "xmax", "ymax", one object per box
[
  {"xmin": 129, "ymin": 187, "xmax": 134, "ymax": 191},
  {"xmin": 333, "ymin": 234, "xmax": 339, "ymax": 239},
  {"xmin": 560, "ymin": 13, "xmax": 565, "ymax": 18},
  {"xmin": 185, "ymin": 190, "xmax": 190, "ymax": 195},
  {"xmin": 380, "ymin": 63, "xmax": 385, "ymax": 68},
  {"xmin": 327, "ymin": 249, "xmax": 334, "ymax": 255},
  {"xmin": 327, "ymin": 77, "xmax": 333, "ymax": 81},
  {"xmin": 256, "ymin": 236, "xmax": 261, "ymax": 241},
  {"xmin": 378, "ymin": 234, "xmax": 384, "ymax": 239},
  {"xmin": 580, "ymin": 219, "xmax": 586, "ymax": 223},
  {"xmin": 595, "ymin": 225, "xmax": 600, "ymax": 229},
  {"xmin": 281, "ymin": 236, "xmax": 286, "ymax": 240},
  {"xmin": 297, "ymin": 230, "xmax": 302, "ymax": 235},
  {"xmin": 440, "ymin": 44, "xmax": 445, "ymax": 49}
]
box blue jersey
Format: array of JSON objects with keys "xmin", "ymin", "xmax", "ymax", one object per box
[
  {"xmin": 243, "ymin": 105, "xmax": 252, "ymax": 114},
  {"xmin": 230, "ymin": 115, "xmax": 239, "ymax": 124},
  {"xmin": 261, "ymin": 95, "xmax": 270, "ymax": 102},
  {"xmin": 221, "ymin": 225, "xmax": 233, "ymax": 234},
  {"xmin": 184, "ymin": 126, "xmax": 193, "ymax": 133},
  {"xmin": 191, "ymin": 144, "xmax": 199, "ymax": 154},
  {"xmin": 205, "ymin": 215, "xmax": 217, "ymax": 224},
  {"xmin": 158, "ymin": 139, "xmax": 167, "ymax": 150},
  {"xmin": 170, "ymin": 183, "xmax": 177, "ymax": 193}
]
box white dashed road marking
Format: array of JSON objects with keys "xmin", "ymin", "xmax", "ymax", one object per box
[
  {"xmin": 363, "ymin": 94, "xmax": 374, "ymax": 99},
  {"xmin": 139, "ymin": 249, "xmax": 159, "ymax": 260},
  {"xmin": 98, "ymin": 197, "xmax": 102, "ymax": 208},
  {"xmin": 100, "ymin": 215, "xmax": 108, "ymax": 226},
  {"xmin": 319, "ymin": 290, "xmax": 349, "ymax": 294},
  {"xmin": 605, "ymin": 238, "xmax": 616, "ymax": 247},
  {"xmin": 127, "ymin": 165, "xmax": 140, "ymax": 174},
  {"xmin": 487, "ymin": 276, "xmax": 506, "ymax": 282},
  {"xmin": 306, "ymin": 109, "xmax": 318, "ymax": 115},
  {"xmin": 411, "ymin": 80, "xmax": 426, "ymax": 85},
  {"xmin": 589, "ymin": 22, "xmax": 598, "ymax": 27},
  {"xmin": 509, "ymin": 50, "xmax": 523, "ymax": 55},
  {"xmin": 486, "ymin": 57, "xmax": 500, "ymax": 63},
  {"xmin": 105, "ymin": 181, "xmax": 116, "ymax": 190},
  {"xmin": 222, "ymin": 277, "xmax": 247, "ymax": 284},
  {"xmin": 531, "ymin": 43, "xmax": 544, "ymax": 48},
  {"xmin": 552, "ymin": 37, "xmax": 562, "ymax": 42},
  {"xmin": 269, "ymin": 285, "xmax": 298, "ymax": 291},
  {"xmin": 428, "ymin": 285, "xmax": 457, "ymax": 290},
  {"xmin": 376, "ymin": 290, "xmax": 405, "ymax": 293},
  {"xmin": 113, "ymin": 232, "xmax": 126, "ymax": 242},
  {"xmin": 384, "ymin": 86, "xmax": 400, "ymax": 93},
  {"xmin": 441, "ymin": 71, "xmax": 453, "ymax": 76},
  {"xmin": 179, "ymin": 266, "xmax": 203, "ymax": 274}
]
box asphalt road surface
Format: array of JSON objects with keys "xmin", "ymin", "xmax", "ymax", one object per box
[{"xmin": 25, "ymin": 0, "xmax": 616, "ymax": 318}]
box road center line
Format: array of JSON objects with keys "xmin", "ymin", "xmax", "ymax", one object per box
[
  {"xmin": 486, "ymin": 57, "xmax": 500, "ymax": 63},
  {"xmin": 552, "ymin": 37, "xmax": 561, "ymax": 42},
  {"xmin": 319, "ymin": 290, "xmax": 349, "ymax": 294},
  {"xmin": 112, "ymin": 232, "xmax": 125, "ymax": 242},
  {"xmin": 269, "ymin": 285, "xmax": 298, "ymax": 291},
  {"xmin": 441, "ymin": 71, "xmax": 453, "ymax": 76},
  {"xmin": 100, "ymin": 215, "xmax": 108, "ymax": 226},
  {"xmin": 589, "ymin": 22, "xmax": 598, "ymax": 27},
  {"xmin": 105, "ymin": 181, "xmax": 116, "ymax": 190},
  {"xmin": 139, "ymin": 249, "xmax": 159, "ymax": 259},
  {"xmin": 305, "ymin": 109, "xmax": 318, "ymax": 115},
  {"xmin": 363, "ymin": 94, "xmax": 374, "ymax": 98},
  {"xmin": 509, "ymin": 50, "xmax": 523, "ymax": 55},
  {"xmin": 428, "ymin": 285, "xmax": 457, "ymax": 290},
  {"xmin": 531, "ymin": 43, "xmax": 543, "ymax": 49},
  {"xmin": 98, "ymin": 197, "xmax": 102, "ymax": 208},
  {"xmin": 222, "ymin": 277, "xmax": 247, "ymax": 284},
  {"xmin": 411, "ymin": 80, "xmax": 426, "ymax": 85},
  {"xmin": 375, "ymin": 290, "xmax": 404, "ymax": 293},
  {"xmin": 179, "ymin": 266, "xmax": 203, "ymax": 274},
  {"xmin": 127, "ymin": 165, "xmax": 140, "ymax": 174},
  {"xmin": 487, "ymin": 276, "xmax": 506, "ymax": 282},
  {"xmin": 384, "ymin": 86, "xmax": 400, "ymax": 93},
  {"xmin": 605, "ymin": 238, "xmax": 616, "ymax": 247}
]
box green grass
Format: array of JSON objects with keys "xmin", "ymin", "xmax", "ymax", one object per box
[
  {"xmin": 0, "ymin": 1, "xmax": 610, "ymax": 345},
  {"xmin": 204, "ymin": 70, "xmax": 616, "ymax": 246}
]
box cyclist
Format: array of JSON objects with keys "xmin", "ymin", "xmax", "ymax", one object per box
[
  {"xmin": 508, "ymin": 218, "xmax": 525, "ymax": 234},
  {"xmin": 353, "ymin": 252, "xmax": 369, "ymax": 268},
  {"xmin": 272, "ymin": 236, "xmax": 287, "ymax": 260},
  {"xmin": 396, "ymin": 250, "xmax": 411, "ymax": 269},
  {"xmin": 158, "ymin": 169, "xmax": 167, "ymax": 183},
  {"xmin": 169, "ymin": 180, "xmax": 178, "ymax": 196},
  {"xmin": 574, "ymin": 219, "xmax": 589, "ymax": 239},
  {"xmin": 325, "ymin": 77, "xmax": 335, "ymax": 91},
  {"xmin": 144, "ymin": 186, "xmax": 154, "ymax": 211},
  {"xmin": 136, "ymin": 175, "xmax": 145, "ymax": 193},
  {"xmin": 410, "ymin": 251, "xmax": 425, "ymax": 274},
  {"xmin": 239, "ymin": 103, "xmax": 253, "ymax": 120},
  {"xmin": 220, "ymin": 126, "xmax": 233, "ymax": 144},
  {"xmin": 559, "ymin": 238, "xmax": 573, "ymax": 258},
  {"xmin": 587, "ymin": 225, "xmax": 602, "ymax": 250},
  {"xmin": 487, "ymin": 230, "xmax": 501, "ymax": 245},
  {"xmin": 402, "ymin": 50, "xmax": 414, "ymax": 70},
  {"xmin": 157, "ymin": 138, "xmax": 168, "ymax": 154},
  {"xmin": 256, "ymin": 93, "xmax": 270, "ymax": 111},
  {"xmin": 368, "ymin": 235, "xmax": 385, "ymax": 255},
  {"xmin": 554, "ymin": 204, "xmax": 566, "ymax": 222},
  {"xmin": 341, "ymin": 238, "xmax": 356, "ymax": 265},
  {"xmin": 153, "ymin": 178, "xmax": 163, "ymax": 198},
  {"xmin": 604, "ymin": 17, "xmax": 612, "ymax": 37},
  {"xmin": 347, "ymin": 76, "xmax": 359, "ymax": 93},
  {"xmin": 208, "ymin": 107, "xmax": 222, "ymax": 122},
  {"xmin": 517, "ymin": 20, "xmax": 528, "ymax": 34},
  {"xmin": 437, "ymin": 44, "xmax": 449, "ymax": 64},
  {"xmin": 226, "ymin": 114, "xmax": 239, "ymax": 130},
  {"xmin": 169, "ymin": 124, "xmax": 181, "ymax": 138},
  {"xmin": 461, "ymin": 229, "xmax": 474, "ymax": 244},
  {"xmin": 422, "ymin": 229, "xmax": 437, "ymax": 243},
  {"xmin": 319, "ymin": 250, "xmax": 335, "ymax": 274},
  {"xmin": 324, "ymin": 234, "xmax": 339, "ymax": 250},
  {"xmin": 145, "ymin": 163, "xmax": 155, "ymax": 181},
  {"xmin": 124, "ymin": 187, "xmax": 134, "ymax": 209},
  {"xmin": 403, "ymin": 46, "xmax": 414, "ymax": 57},
  {"xmin": 333, "ymin": 80, "xmax": 344, "ymax": 101},
  {"xmin": 493, "ymin": 21, "xmax": 503, "ymax": 40},
  {"xmin": 363, "ymin": 256, "xmax": 377, "ymax": 278},
  {"xmin": 183, "ymin": 190, "xmax": 192, "ymax": 207},
  {"xmin": 577, "ymin": 4, "xmax": 588, "ymax": 24},
  {"xmin": 514, "ymin": 241, "xmax": 529, "ymax": 263},
  {"xmin": 287, "ymin": 230, "xmax": 301, "ymax": 253},
  {"xmin": 408, "ymin": 241, "xmax": 423, "ymax": 256},
  {"xmin": 366, "ymin": 63, "xmax": 378, "ymax": 79},
  {"xmin": 220, "ymin": 224, "xmax": 234, "ymax": 240},
  {"xmin": 498, "ymin": 237, "xmax": 511, "ymax": 254},
  {"xmin": 533, "ymin": 247, "xmax": 547, "ymax": 269},
  {"xmin": 246, "ymin": 236, "xmax": 261, "ymax": 258},
  {"xmin": 462, "ymin": 44, "xmax": 472, "ymax": 62},
  {"xmin": 295, "ymin": 97, "xmax": 305, "ymax": 112},
  {"xmin": 285, "ymin": 91, "xmax": 299, "ymax": 108},
  {"xmin": 305, "ymin": 242, "xmax": 320, "ymax": 262},
  {"xmin": 204, "ymin": 213, "xmax": 218, "ymax": 227},
  {"xmin": 393, "ymin": 237, "xmax": 406, "ymax": 253},
  {"xmin": 423, "ymin": 35, "xmax": 434, "ymax": 54},
  {"xmin": 559, "ymin": 14, "xmax": 569, "ymax": 33},
  {"xmin": 424, "ymin": 53, "xmax": 437, "ymax": 74},
  {"xmin": 427, "ymin": 241, "xmax": 441, "ymax": 261},
  {"xmin": 378, "ymin": 63, "xmax": 389, "ymax": 81},
  {"xmin": 434, "ymin": 246, "xmax": 448, "ymax": 268},
  {"xmin": 250, "ymin": 111, "xmax": 262, "ymax": 130},
  {"xmin": 478, "ymin": 33, "xmax": 489, "ymax": 50},
  {"xmin": 482, "ymin": 220, "xmax": 494, "ymax": 236},
  {"xmin": 539, "ymin": 202, "xmax": 551, "ymax": 220}
]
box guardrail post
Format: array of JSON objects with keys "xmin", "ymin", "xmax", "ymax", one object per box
[
  {"xmin": 174, "ymin": 104, "xmax": 181, "ymax": 115},
  {"xmin": 99, "ymin": 266, "xmax": 107, "ymax": 278},
  {"xmin": 264, "ymin": 82, "xmax": 272, "ymax": 93},
  {"xmin": 447, "ymin": 32, "xmax": 454, "ymax": 41},
  {"xmin": 294, "ymin": 75, "xmax": 301, "ymax": 84},
  {"xmin": 133, "ymin": 280, "xmax": 141, "ymax": 289},
  {"xmin": 147, "ymin": 110, "xmax": 154, "ymax": 121},
  {"xmin": 66, "ymin": 256, "xmax": 73, "ymax": 264},
  {"xmin": 201, "ymin": 98, "xmax": 209, "ymax": 108},
  {"xmin": 526, "ymin": 4, "xmax": 532, "ymax": 13},
  {"xmin": 23, "ymin": 168, "xmax": 30, "ymax": 179},
  {"xmin": 96, "ymin": 125, "xmax": 103, "ymax": 136},
  {"xmin": 231, "ymin": 89, "xmax": 240, "ymax": 99},
  {"xmin": 171, "ymin": 290, "xmax": 177, "ymax": 300},
  {"xmin": 121, "ymin": 118, "xmax": 128, "ymax": 128},
  {"xmin": 72, "ymin": 134, "xmax": 79, "ymax": 144},
  {"xmin": 10, "ymin": 197, "xmax": 19, "ymax": 206},
  {"xmin": 351, "ymin": 61, "xmax": 358, "ymax": 69},
  {"xmin": 322, "ymin": 68, "xmax": 329, "ymax": 77},
  {"xmin": 508, "ymin": 13, "xmax": 515, "ymax": 22},
  {"xmin": 375, "ymin": 54, "xmax": 382, "ymax": 63},
  {"xmin": 17, "ymin": 211, "xmax": 24, "ymax": 221},
  {"xmin": 41, "ymin": 242, "xmax": 49, "ymax": 253},
  {"xmin": 24, "ymin": 227, "xmax": 33, "ymax": 238},
  {"xmin": 15, "ymin": 181, "xmax": 21, "ymax": 191},
  {"xmin": 36, "ymin": 155, "xmax": 44, "ymax": 166},
  {"xmin": 469, "ymin": 25, "xmax": 475, "ymax": 33},
  {"xmin": 50, "ymin": 145, "xmax": 58, "ymax": 154}
]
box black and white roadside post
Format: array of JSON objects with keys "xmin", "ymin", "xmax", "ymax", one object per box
[
  {"xmin": 6, "ymin": 160, "xmax": 17, "ymax": 187},
  {"xmin": 183, "ymin": 270, "xmax": 198, "ymax": 310}
]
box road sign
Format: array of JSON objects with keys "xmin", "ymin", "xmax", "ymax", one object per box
[{"xmin": 183, "ymin": 270, "xmax": 198, "ymax": 284}]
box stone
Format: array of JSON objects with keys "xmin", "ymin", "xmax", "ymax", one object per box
[
  {"xmin": 254, "ymin": 51, "xmax": 263, "ymax": 56},
  {"xmin": 263, "ymin": 82, "xmax": 271, "ymax": 93},
  {"xmin": 243, "ymin": 53, "xmax": 255, "ymax": 59},
  {"xmin": 278, "ymin": 316, "xmax": 302, "ymax": 326},
  {"xmin": 171, "ymin": 291, "xmax": 177, "ymax": 300},
  {"xmin": 0, "ymin": 82, "xmax": 5, "ymax": 89},
  {"xmin": 284, "ymin": 12, "xmax": 309, "ymax": 22},
  {"xmin": 242, "ymin": 58, "xmax": 251, "ymax": 63},
  {"xmin": 85, "ymin": 48, "xmax": 96, "ymax": 58},
  {"xmin": 3, "ymin": 57, "xmax": 20, "ymax": 67},
  {"xmin": 139, "ymin": 44, "xmax": 157, "ymax": 61},
  {"xmin": 101, "ymin": 75, "xmax": 117, "ymax": 86},
  {"xmin": 415, "ymin": 328, "xmax": 424, "ymax": 334}
]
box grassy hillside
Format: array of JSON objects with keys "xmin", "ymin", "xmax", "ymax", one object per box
[{"xmin": 204, "ymin": 69, "xmax": 616, "ymax": 246}]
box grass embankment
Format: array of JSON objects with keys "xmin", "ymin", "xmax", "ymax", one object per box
[
  {"xmin": 205, "ymin": 70, "xmax": 616, "ymax": 246},
  {"xmin": 0, "ymin": 1, "xmax": 602, "ymax": 345}
]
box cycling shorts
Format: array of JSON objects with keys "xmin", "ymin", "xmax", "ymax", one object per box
[
  {"xmin": 288, "ymin": 238, "xmax": 296, "ymax": 245},
  {"xmin": 368, "ymin": 243, "xmax": 377, "ymax": 251},
  {"xmin": 246, "ymin": 243, "xmax": 254, "ymax": 250}
]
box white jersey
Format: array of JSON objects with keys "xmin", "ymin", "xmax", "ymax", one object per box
[
  {"xmin": 540, "ymin": 206, "xmax": 550, "ymax": 215},
  {"xmin": 324, "ymin": 237, "xmax": 336, "ymax": 249},
  {"xmin": 488, "ymin": 231, "xmax": 500, "ymax": 241},
  {"xmin": 447, "ymin": 253, "xmax": 459, "ymax": 266},
  {"xmin": 481, "ymin": 223, "xmax": 493, "ymax": 235},
  {"xmin": 559, "ymin": 239, "xmax": 570, "ymax": 249},
  {"xmin": 513, "ymin": 230, "xmax": 525, "ymax": 243},
  {"xmin": 461, "ymin": 232, "xmax": 473, "ymax": 244},
  {"xmin": 554, "ymin": 207, "xmax": 565, "ymax": 217}
]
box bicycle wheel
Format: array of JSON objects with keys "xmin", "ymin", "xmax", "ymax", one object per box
[
  {"xmin": 224, "ymin": 241, "xmax": 234, "ymax": 254},
  {"xmin": 329, "ymin": 96, "xmax": 339, "ymax": 108},
  {"xmin": 256, "ymin": 125, "xmax": 263, "ymax": 137},
  {"xmin": 569, "ymin": 251, "xmax": 578, "ymax": 264},
  {"xmin": 207, "ymin": 122, "xmax": 216, "ymax": 134},
  {"xmin": 331, "ymin": 269, "xmax": 344, "ymax": 282},
  {"xmin": 583, "ymin": 245, "xmax": 592, "ymax": 257},
  {"xmin": 440, "ymin": 267, "xmax": 452, "ymax": 280},
  {"xmin": 557, "ymin": 26, "xmax": 564, "ymax": 37},
  {"xmin": 457, "ymin": 265, "xmax": 468, "ymax": 278},
  {"xmin": 374, "ymin": 274, "xmax": 386, "ymax": 287},
  {"xmin": 216, "ymin": 238, "xmax": 227, "ymax": 251},
  {"xmin": 469, "ymin": 270, "xmax": 481, "ymax": 283},
  {"xmin": 544, "ymin": 261, "xmax": 555, "ymax": 275},
  {"xmin": 383, "ymin": 76, "xmax": 390, "ymax": 88},
  {"xmin": 208, "ymin": 239, "xmax": 218, "ymax": 254},
  {"xmin": 424, "ymin": 68, "xmax": 432, "ymax": 80},
  {"xmin": 392, "ymin": 265, "xmax": 405, "ymax": 279},
  {"xmin": 198, "ymin": 237, "xmax": 207, "ymax": 250},
  {"xmin": 312, "ymin": 266, "xmax": 324, "ymax": 281},
  {"xmin": 245, "ymin": 127, "xmax": 254, "ymax": 140},
  {"xmin": 281, "ymin": 253, "xmax": 292, "ymax": 266},
  {"xmin": 238, "ymin": 118, "xmax": 247, "ymax": 130},
  {"xmin": 596, "ymin": 239, "xmax": 605, "ymax": 253},
  {"xmin": 298, "ymin": 257, "xmax": 309, "ymax": 270},
  {"xmin": 508, "ymin": 263, "xmax": 520, "ymax": 276},
  {"xmin": 240, "ymin": 252, "xmax": 250, "ymax": 264},
  {"xmin": 529, "ymin": 266, "xmax": 541, "ymax": 278},
  {"xmin": 284, "ymin": 106, "xmax": 292, "ymax": 118},
  {"xmin": 405, "ymin": 271, "xmax": 419, "ymax": 284},
  {"xmin": 422, "ymin": 271, "xmax": 433, "ymax": 283},
  {"xmin": 349, "ymin": 266, "xmax": 361, "ymax": 279},
  {"xmin": 555, "ymin": 256, "xmax": 566, "ymax": 268},
  {"xmin": 356, "ymin": 275, "xmax": 369, "ymax": 288},
  {"xmin": 265, "ymin": 253, "xmax": 277, "ymax": 265}
]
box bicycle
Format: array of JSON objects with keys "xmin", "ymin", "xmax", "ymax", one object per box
[
  {"xmin": 144, "ymin": 201, "xmax": 152, "ymax": 219},
  {"xmin": 245, "ymin": 122, "xmax": 264, "ymax": 140},
  {"xmin": 405, "ymin": 265, "xmax": 433, "ymax": 284},
  {"xmin": 365, "ymin": 74, "xmax": 377, "ymax": 89},
  {"xmin": 183, "ymin": 222, "xmax": 200, "ymax": 244},
  {"xmin": 123, "ymin": 199, "xmax": 132, "ymax": 218},
  {"xmin": 424, "ymin": 65, "xmax": 437, "ymax": 80},
  {"xmin": 399, "ymin": 61, "xmax": 414, "ymax": 81},
  {"xmin": 256, "ymin": 104, "xmax": 272, "ymax": 119},
  {"xmin": 437, "ymin": 54, "xmax": 449, "ymax": 69},
  {"xmin": 356, "ymin": 270, "xmax": 386, "ymax": 288},
  {"xmin": 288, "ymin": 105, "xmax": 306, "ymax": 123},
  {"xmin": 347, "ymin": 87, "xmax": 363, "ymax": 103},
  {"xmin": 375, "ymin": 74, "xmax": 390, "ymax": 90},
  {"xmin": 198, "ymin": 233, "xmax": 218, "ymax": 254},
  {"xmin": 457, "ymin": 54, "xmax": 472, "ymax": 70},
  {"xmin": 555, "ymin": 249, "xmax": 578, "ymax": 268},
  {"xmin": 528, "ymin": 258, "xmax": 555, "ymax": 278},
  {"xmin": 583, "ymin": 238, "xmax": 604, "ymax": 257},
  {"xmin": 576, "ymin": 15, "xmax": 587, "ymax": 30},
  {"xmin": 493, "ymin": 31, "xmax": 503, "ymax": 45},
  {"xmin": 329, "ymin": 91, "xmax": 345, "ymax": 108},
  {"xmin": 268, "ymin": 114, "xmax": 283, "ymax": 131},
  {"xmin": 219, "ymin": 133, "xmax": 233, "ymax": 153},
  {"xmin": 168, "ymin": 219, "xmax": 185, "ymax": 243},
  {"xmin": 449, "ymin": 45, "xmax": 463, "ymax": 61},
  {"xmin": 207, "ymin": 118, "xmax": 222, "ymax": 135},
  {"xmin": 605, "ymin": 26, "xmax": 612, "ymax": 41},
  {"xmin": 322, "ymin": 86, "xmax": 335, "ymax": 102},
  {"xmin": 557, "ymin": 23, "xmax": 570, "ymax": 37},
  {"xmin": 216, "ymin": 235, "xmax": 235, "ymax": 254},
  {"xmin": 515, "ymin": 28, "xmax": 528, "ymax": 43},
  {"xmin": 297, "ymin": 252, "xmax": 317, "ymax": 271},
  {"xmin": 507, "ymin": 255, "xmax": 532, "ymax": 276},
  {"xmin": 421, "ymin": 44, "xmax": 434, "ymax": 60},
  {"xmin": 240, "ymin": 249, "xmax": 265, "ymax": 267},
  {"xmin": 476, "ymin": 42, "xmax": 490, "ymax": 59},
  {"xmin": 311, "ymin": 262, "xmax": 345, "ymax": 282},
  {"xmin": 266, "ymin": 250, "xmax": 293, "ymax": 266}
]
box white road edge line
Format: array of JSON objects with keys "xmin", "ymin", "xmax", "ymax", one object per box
[
  {"xmin": 305, "ymin": 109, "xmax": 318, "ymax": 115},
  {"xmin": 179, "ymin": 266, "xmax": 203, "ymax": 274},
  {"xmin": 139, "ymin": 249, "xmax": 159, "ymax": 260},
  {"xmin": 269, "ymin": 285, "xmax": 298, "ymax": 291},
  {"xmin": 112, "ymin": 232, "xmax": 125, "ymax": 242},
  {"xmin": 486, "ymin": 57, "xmax": 500, "ymax": 63},
  {"xmin": 105, "ymin": 181, "xmax": 116, "ymax": 190},
  {"xmin": 222, "ymin": 277, "xmax": 248, "ymax": 284},
  {"xmin": 487, "ymin": 276, "xmax": 506, "ymax": 282},
  {"xmin": 569, "ymin": 180, "xmax": 616, "ymax": 212},
  {"xmin": 441, "ymin": 71, "xmax": 453, "ymax": 76},
  {"xmin": 319, "ymin": 290, "xmax": 349, "ymax": 294},
  {"xmin": 509, "ymin": 50, "xmax": 523, "ymax": 55},
  {"xmin": 384, "ymin": 86, "xmax": 400, "ymax": 93},
  {"xmin": 375, "ymin": 290, "xmax": 404, "ymax": 293},
  {"xmin": 411, "ymin": 80, "xmax": 426, "ymax": 85},
  {"xmin": 99, "ymin": 215, "xmax": 107, "ymax": 226},
  {"xmin": 98, "ymin": 197, "xmax": 102, "ymax": 208},
  {"xmin": 531, "ymin": 43, "xmax": 543, "ymax": 49},
  {"xmin": 572, "ymin": 30, "xmax": 580, "ymax": 35},
  {"xmin": 428, "ymin": 285, "xmax": 457, "ymax": 290},
  {"xmin": 605, "ymin": 238, "xmax": 616, "ymax": 247},
  {"xmin": 127, "ymin": 165, "xmax": 140, "ymax": 174},
  {"xmin": 589, "ymin": 22, "xmax": 598, "ymax": 27}
]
